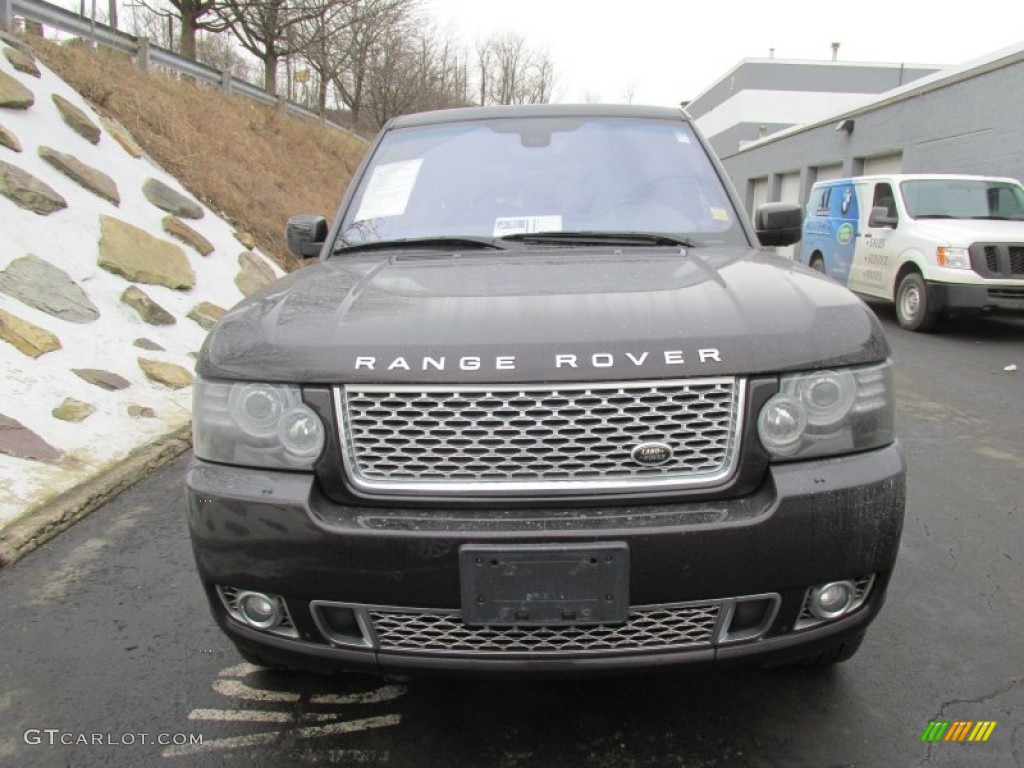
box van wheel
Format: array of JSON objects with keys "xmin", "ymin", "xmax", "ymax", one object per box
[
  {"xmin": 810, "ymin": 255, "xmax": 826, "ymax": 274},
  {"xmin": 895, "ymin": 272, "xmax": 938, "ymax": 332}
]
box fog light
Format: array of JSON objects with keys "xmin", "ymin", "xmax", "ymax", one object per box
[
  {"xmin": 237, "ymin": 591, "xmax": 284, "ymax": 629},
  {"xmin": 809, "ymin": 581, "xmax": 855, "ymax": 620}
]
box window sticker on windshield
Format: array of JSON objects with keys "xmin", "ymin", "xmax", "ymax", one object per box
[
  {"xmin": 675, "ymin": 131, "xmax": 691, "ymax": 144},
  {"xmin": 354, "ymin": 159, "xmax": 423, "ymax": 221},
  {"xmin": 710, "ymin": 207, "xmax": 730, "ymax": 221},
  {"xmin": 493, "ymin": 215, "xmax": 563, "ymax": 237}
]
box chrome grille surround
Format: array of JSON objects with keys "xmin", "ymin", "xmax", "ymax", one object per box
[
  {"xmin": 335, "ymin": 378, "xmax": 743, "ymax": 496},
  {"xmin": 365, "ymin": 603, "xmax": 722, "ymax": 656}
]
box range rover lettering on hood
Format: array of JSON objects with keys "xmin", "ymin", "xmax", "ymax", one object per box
[{"xmin": 353, "ymin": 348, "xmax": 723, "ymax": 373}]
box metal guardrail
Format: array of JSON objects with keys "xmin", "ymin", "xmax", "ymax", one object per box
[{"xmin": 0, "ymin": 0, "xmax": 366, "ymax": 141}]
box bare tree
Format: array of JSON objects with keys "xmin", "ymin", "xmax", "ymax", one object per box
[
  {"xmin": 138, "ymin": 0, "xmax": 228, "ymax": 61},
  {"xmin": 622, "ymin": 77, "xmax": 637, "ymax": 105},
  {"xmin": 297, "ymin": 0, "xmax": 412, "ymax": 117},
  {"xmin": 362, "ymin": 21, "xmax": 469, "ymax": 128},
  {"xmin": 215, "ymin": 0, "xmax": 339, "ymax": 95},
  {"xmin": 475, "ymin": 31, "xmax": 554, "ymax": 106}
]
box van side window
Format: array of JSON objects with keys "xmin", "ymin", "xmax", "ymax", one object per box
[{"xmin": 872, "ymin": 183, "xmax": 897, "ymax": 218}]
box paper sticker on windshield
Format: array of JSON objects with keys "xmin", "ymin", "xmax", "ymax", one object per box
[
  {"xmin": 354, "ymin": 159, "xmax": 423, "ymax": 221},
  {"xmin": 493, "ymin": 215, "xmax": 563, "ymax": 237},
  {"xmin": 710, "ymin": 207, "xmax": 730, "ymax": 221},
  {"xmin": 675, "ymin": 131, "xmax": 691, "ymax": 144}
]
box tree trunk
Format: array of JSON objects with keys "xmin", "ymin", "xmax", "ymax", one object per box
[
  {"xmin": 264, "ymin": 50, "xmax": 279, "ymax": 95},
  {"xmin": 180, "ymin": 9, "xmax": 198, "ymax": 61}
]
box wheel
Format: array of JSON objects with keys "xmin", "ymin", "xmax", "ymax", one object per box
[
  {"xmin": 895, "ymin": 271, "xmax": 938, "ymax": 332},
  {"xmin": 810, "ymin": 255, "xmax": 826, "ymax": 274}
]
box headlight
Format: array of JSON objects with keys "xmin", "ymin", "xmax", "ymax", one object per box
[
  {"xmin": 193, "ymin": 378, "xmax": 326, "ymax": 469},
  {"xmin": 757, "ymin": 362, "xmax": 895, "ymax": 460},
  {"xmin": 936, "ymin": 246, "xmax": 970, "ymax": 269}
]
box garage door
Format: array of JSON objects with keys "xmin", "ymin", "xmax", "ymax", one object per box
[
  {"xmin": 862, "ymin": 153, "xmax": 903, "ymax": 176},
  {"xmin": 814, "ymin": 163, "xmax": 844, "ymax": 183}
]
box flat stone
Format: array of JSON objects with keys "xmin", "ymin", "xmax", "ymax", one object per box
[
  {"xmin": 99, "ymin": 116, "xmax": 143, "ymax": 159},
  {"xmin": 72, "ymin": 368, "xmax": 131, "ymax": 391},
  {"xmin": 187, "ymin": 301, "xmax": 227, "ymax": 330},
  {"xmin": 127, "ymin": 405, "xmax": 157, "ymax": 419},
  {"xmin": 233, "ymin": 230, "xmax": 256, "ymax": 249},
  {"xmin": 0, "ymin": 254, "xmax": 99, "ymax": 323},
  {"xmin": 142, "ymin": 178, "xmax": 203, "ymax": 219},
  {"xmin": 0, "ymin": 33, "xmax": 35, "ymax": 58},
  {"xmin": 4, "ymin": 48, "xmax": 40, "ymax": 78},
  {"xmin": 163, "ymin": 216, "xmax": 213, "ymax": 256},
  {"xmin": 138, "ymin": 358, "xmax": 194, "ymax": 389},
  {"xmin": 52, "ymin": 398, "xmax": 95, "ymax": 422},
  {"xmin": 0, "ymin": 122, "xmax": 21, "ymax": 152},
  {"xmin": 0, "ymin": 69, "xmax": 33, "ymax": 109},
  {"xmin": 0, "ymin": 308, "xmax": 60, "ymax": 357},
  {"xmin": 38, "ymin": 146, "xmax": 119, "ymax": 205},
  {"xmin": 133, "ymin": 337, "xmax": 165, "ymax": 351},
  {"xmin": 235, "ymin": 251, "xmax": 277, "ymax": 296},
  {"xmin": 52, "ymin": 94, "xmax": 101, "ymax": 144},
  {"xmin": 98, "ymin": 215, "xmax": 195, "ymax": 290},
  {"xmin": 0, "ymin": 413, "xmax": 61, "ymax": 461},
  {"xmin": 121, "ymin": 286, "xmax": 176, "ymax": 325},
  {"xmin": 0, "ymin": 159, "xmax": 67, "ymax": 214}
]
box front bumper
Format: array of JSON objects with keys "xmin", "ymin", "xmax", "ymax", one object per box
[
  {"xmin": 186, "ymin": 444, "xmax": 905, "ymax": 675},
  {"xmin": 927, "ymin": 280, "xmax": 1024, "ymax": 313}
]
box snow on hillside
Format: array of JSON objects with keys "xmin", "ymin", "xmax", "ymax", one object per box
[{"xmin": 0, "ymin": 35, "xmax": 283, "ymax": 530}]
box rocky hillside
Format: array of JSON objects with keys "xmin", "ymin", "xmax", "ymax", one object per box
[{"xmin": 0, "ymin": 30, "xmax": 294, "ymax": 545}]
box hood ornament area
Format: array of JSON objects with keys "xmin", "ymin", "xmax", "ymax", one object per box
[{"xmin": 630, "ymin": 442, "xmax": 673, "ymax": 467}]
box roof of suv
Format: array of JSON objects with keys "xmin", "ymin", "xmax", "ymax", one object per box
[{"xmin": 388, "ymin": 103, "xmax": 688, "ymax": 129}]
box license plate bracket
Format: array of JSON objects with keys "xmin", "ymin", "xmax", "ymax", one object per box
[{"xmin": 459, "ymin": 542, "xmax": 629, "ymax": 627}]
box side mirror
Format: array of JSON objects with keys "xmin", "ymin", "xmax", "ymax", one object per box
[
  {"xmin": 755, "ymin": 202, "xmax": 802, "ymax": 247},
  {"xmin": 868, "ymin": 206, "xmax": 898, "ymax": 228},
  {"xmin": 285, "ymin": 215, "xmax": 328, "ymax": 259}
]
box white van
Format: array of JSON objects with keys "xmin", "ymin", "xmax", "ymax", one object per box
[{"xmin": 800, "ymin": 174, "xmax": 1024, "ymax": 331}]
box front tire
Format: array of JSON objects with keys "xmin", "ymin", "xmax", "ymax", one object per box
[
  {"xmin": 810, "ymin": 254, "xmax": 826, "ymax": 274},
  {"xmin": 895, "ymin": 271, "xmax": 938, "ymax": 332}
]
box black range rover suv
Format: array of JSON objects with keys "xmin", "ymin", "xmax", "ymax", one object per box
[{"xmin": 186, "ymin": 104, "xmax": 905, "ymax": 675}]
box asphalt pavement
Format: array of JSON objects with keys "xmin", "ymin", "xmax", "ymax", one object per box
[{"xmin": 1, "ymin": 307, "xmax": 1021, "ymax": 768}]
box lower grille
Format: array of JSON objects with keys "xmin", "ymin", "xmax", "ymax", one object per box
[
  {"xmin": 989, "ymin": 287, "xmax": 1024, "ymax": 301},
  {"xmin": 368, "ymin": 604, "xmax": 721, "ymax": 656}
]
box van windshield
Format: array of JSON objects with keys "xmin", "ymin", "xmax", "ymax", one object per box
[
  {"xmin": 336, "ymin": 116, "xmax": 747, "ymax": 249},
  {"xmin": 901, "ymin": 179, "xmax": 1024, "ymax": 220}
]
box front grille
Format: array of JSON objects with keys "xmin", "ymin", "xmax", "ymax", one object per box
[
  {"xmin": 1010, "ymin": 246, "xmax": 1024, "ymax": 275},
  {"xmin": 971, "ymin": 242, "xmax": 1024, "ymax": 277},
  {"xmin": 336, "ymin": 378, "xmax": 742, "ymax": 495},
  {"xmin": 368, "ymin": 604, "xmax": 721, "ymax": 656}
]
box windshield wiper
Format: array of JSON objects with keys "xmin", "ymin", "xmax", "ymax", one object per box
[
  {"xmin": 501, "ymin": 231, "xmax": 697, "ymax": 247},
  {"xmin": 333, "ymin": 235, "xmax": 512, "ymax": 254},
  {"xmin": 913, "ymin": 214, "xmax": 956, "ymax": 219},
  {"xmin": 968, "ymin": 215, "xmax": 1023, "ymax": 220}
]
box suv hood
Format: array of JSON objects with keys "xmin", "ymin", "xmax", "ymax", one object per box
[{"xmin": 198, "ymin": 247, "xmax": 889, "ymax": 383}]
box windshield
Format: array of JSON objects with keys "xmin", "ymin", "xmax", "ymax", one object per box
[
  {"xmin": 337, "ymin": 116, "xmax": 747, "ymax": 249},
  {"xmin": 900, "ymin": 179, "xmax": 1024, "ymax": 219}
]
